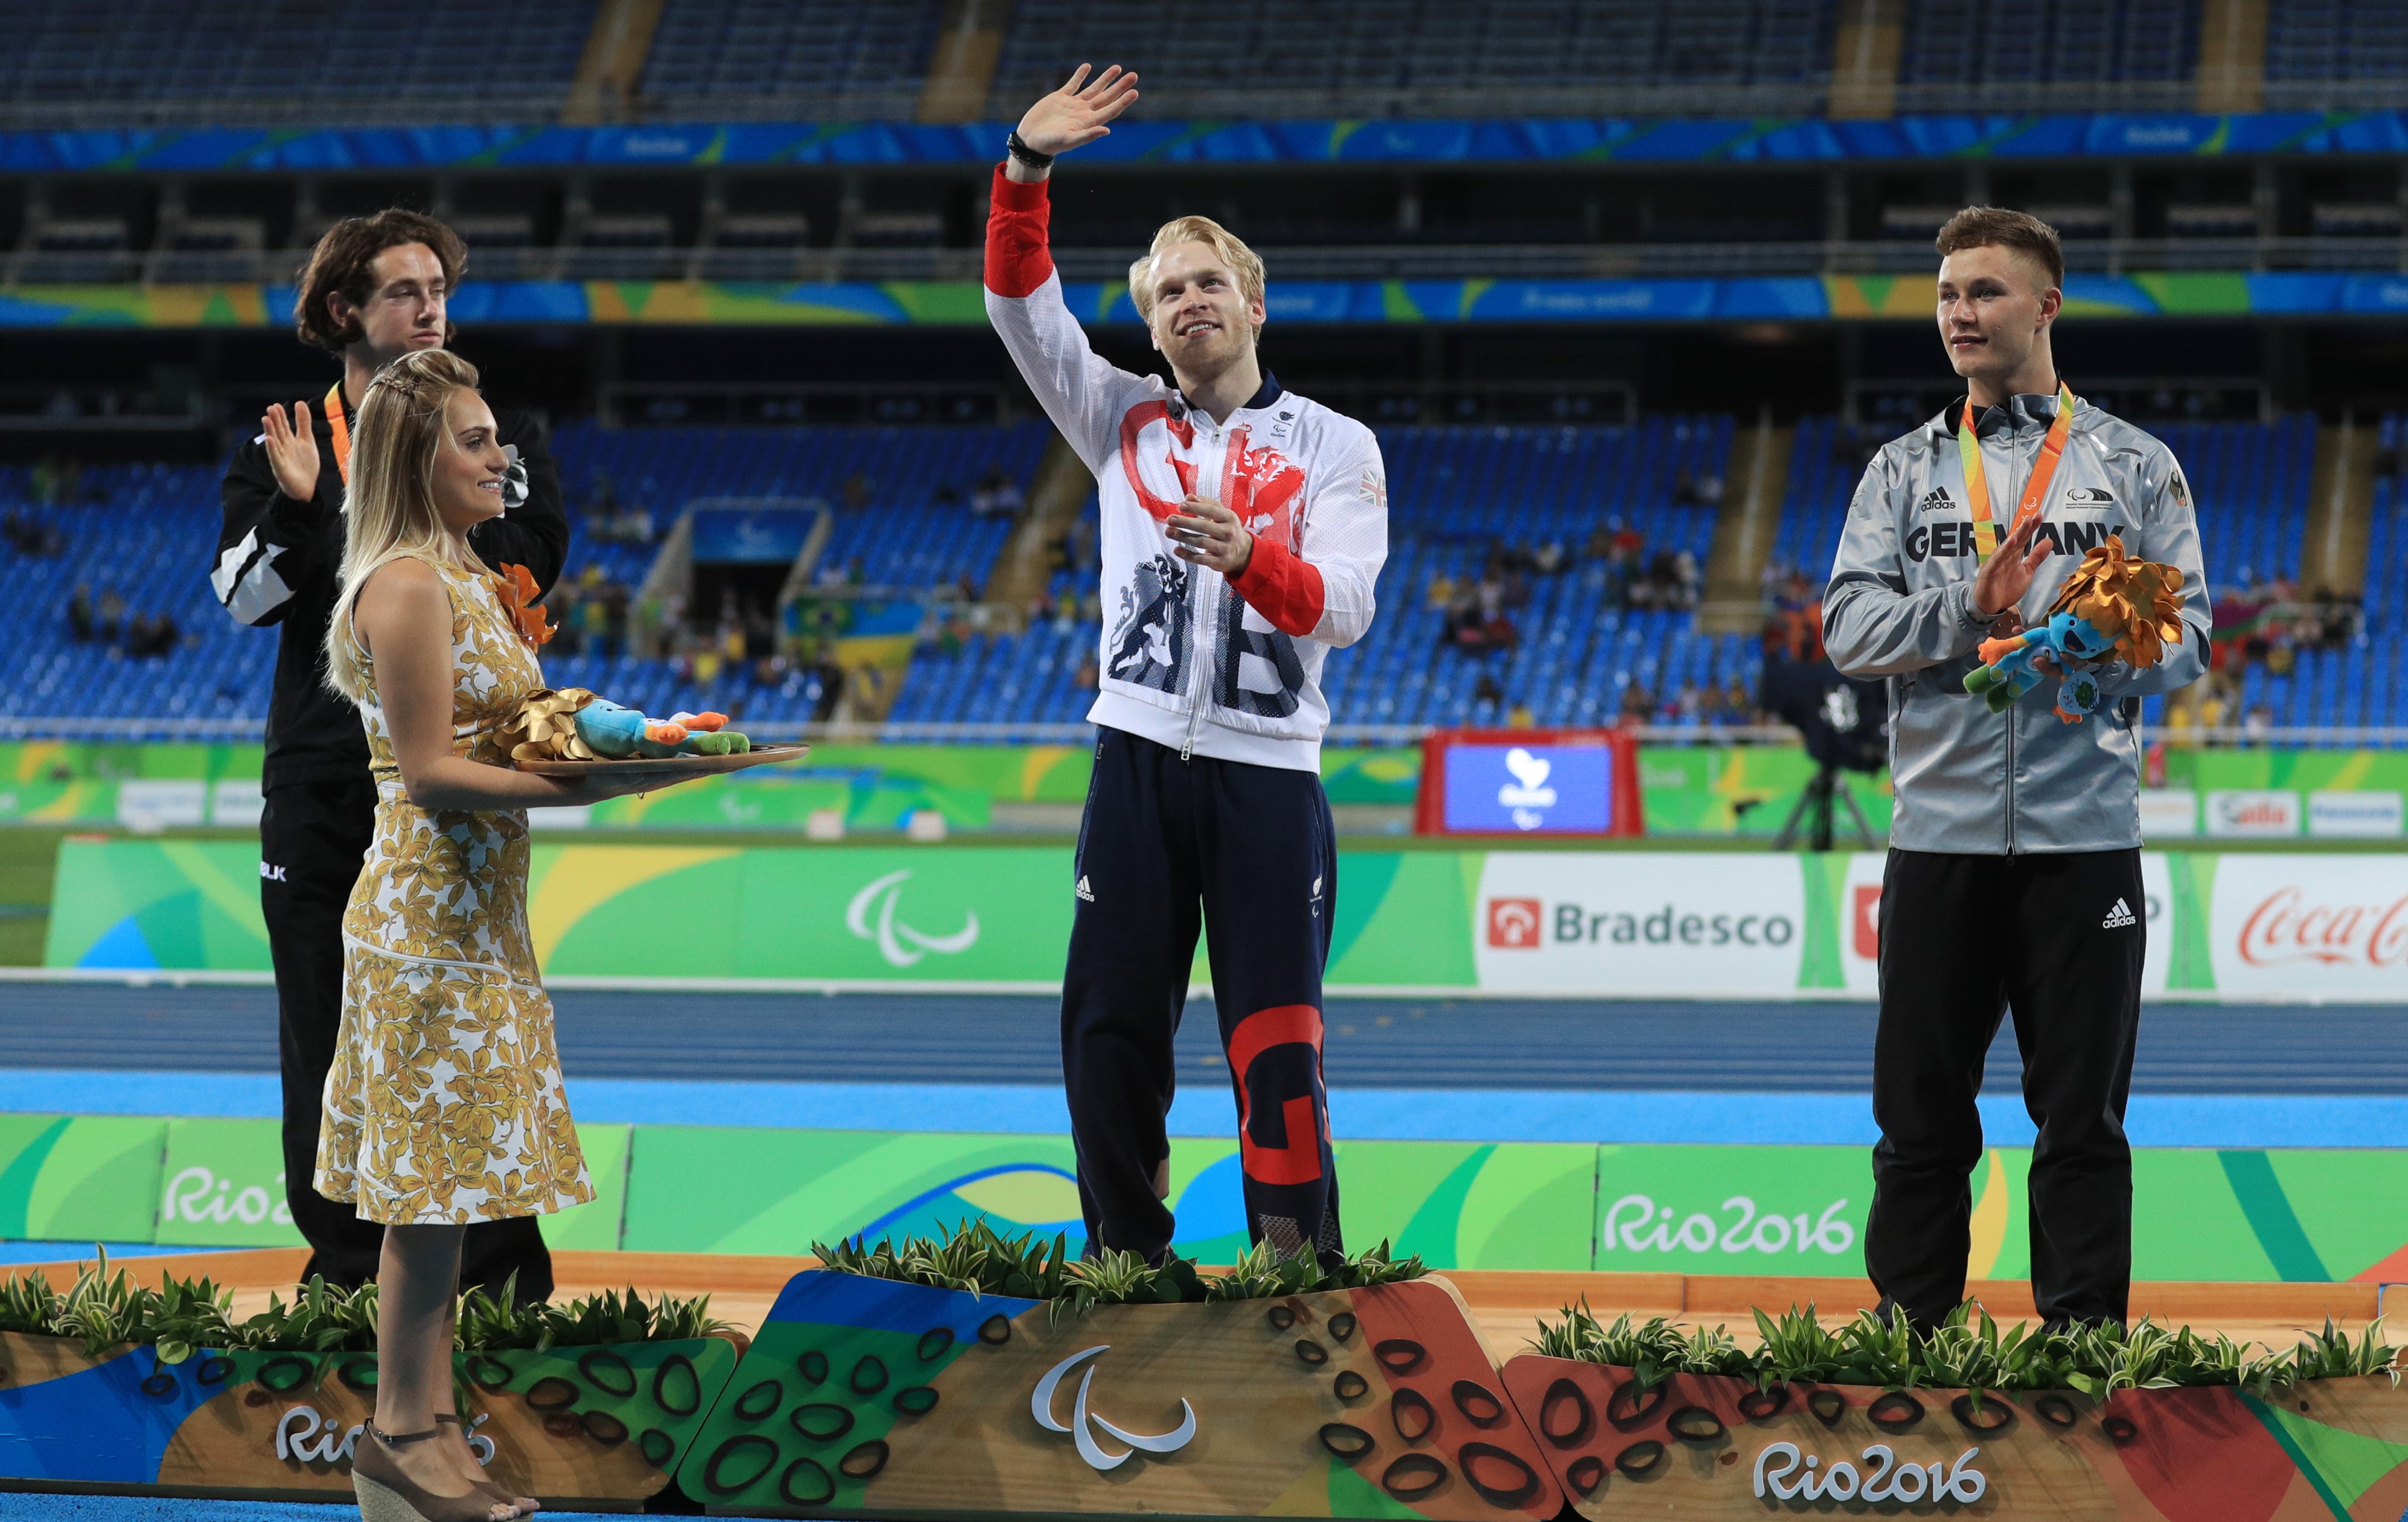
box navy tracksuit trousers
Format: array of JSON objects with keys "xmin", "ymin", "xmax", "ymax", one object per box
[{"xmin": 1062, "ymin": 727, "xmax": 1344, "ymax": 1268}]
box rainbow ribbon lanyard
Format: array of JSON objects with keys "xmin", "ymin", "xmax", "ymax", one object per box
[
  {"xmin": 324, "ymin": 381, "xmax": 351, "ymax": 487},
  {"xmin": 1956, "ymin": 380, "xmax": 2077, "ymax": 560}
]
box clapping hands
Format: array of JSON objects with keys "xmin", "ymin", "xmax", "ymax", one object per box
[{"xmin": 261, "ymin": 400, "xmax": 321, "ymax": 503}]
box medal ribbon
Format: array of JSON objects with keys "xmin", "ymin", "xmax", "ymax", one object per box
[
  {"xmin": 1957, "ymin": 380, "xmax": 2077, "ymax": 560},
  {"xmin": 324, "ymin": 381, "xmax": 353, "ymax": 486}
]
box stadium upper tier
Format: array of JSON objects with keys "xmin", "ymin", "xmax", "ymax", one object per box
[
  {"xmin": 0, "ymin": 414, "xmax": 2380, "ymax": 739},
  {"xmin": 0, "ymin": 0, "xmax": 2403, "ymax": 127}
]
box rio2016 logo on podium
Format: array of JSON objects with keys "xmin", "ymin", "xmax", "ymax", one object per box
[{"xmin": 1415, "ymin": 728, "xmax": 1643, "ymax": 838}]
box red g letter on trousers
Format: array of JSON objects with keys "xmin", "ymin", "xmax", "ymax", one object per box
[{"xmin": 1226, "ymin": 1004, "xmax": 1326, "ymax": 1186}]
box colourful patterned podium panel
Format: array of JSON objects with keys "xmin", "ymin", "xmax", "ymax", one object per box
[
  {"xmin": 678, "ymin": 1268, "xmax": 1563, "ymax": 1518},
  {"xmin": 1499, "ymin": 1355, "xmax": 2408, "ymax": 1521},
  {"xmin": 0, "ymin": 1331, "xmax": 737, "ymax": 1504}
]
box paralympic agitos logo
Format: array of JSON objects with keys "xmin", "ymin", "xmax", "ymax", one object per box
[{"xmin": 845, "ymin": 870, "xmax": 981, "ymax": 969}]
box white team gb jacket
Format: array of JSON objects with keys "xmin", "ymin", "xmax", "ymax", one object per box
[{"xmin": 984, "ymin": 168, "xmax": 1389, "ymax": 772}]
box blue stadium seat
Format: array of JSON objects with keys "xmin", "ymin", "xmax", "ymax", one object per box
[
  {"xmin": 5, "ymin": 411, "xmax": 2390, "ymax": 737},
  {"xmin": 639, "ymin": 0, "xmax": 943, "ymax": 109},
  {"xmin": 0, "ymin": 0, "xmax": 592, "ymax": 114}
]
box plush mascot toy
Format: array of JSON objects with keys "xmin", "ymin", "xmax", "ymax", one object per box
[
  {"xmin": 500, "ymin": 689, "xmax": 752, "ymax": 763},
  {"xmin": 1963, "ymin": 535, "xmax": 2186, "ymax": 724}
]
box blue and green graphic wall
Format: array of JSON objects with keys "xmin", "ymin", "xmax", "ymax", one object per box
[{"xmin": 0, "ymin": 1113, "xmax": 2399, "ymax": 1285}]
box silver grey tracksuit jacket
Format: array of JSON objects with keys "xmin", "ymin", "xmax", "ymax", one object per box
[{"xmin": 1822, "ymin": 391, "xmax": 2211, "ymax": 855}]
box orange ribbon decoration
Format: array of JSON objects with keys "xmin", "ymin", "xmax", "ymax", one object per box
[
  {"xmin": 491, "ymin": 563, "xmax": 556, "ymax": 649},
  {"xmin": 324, "ymin": 382, "xmax": 351, "ymax": 486}
]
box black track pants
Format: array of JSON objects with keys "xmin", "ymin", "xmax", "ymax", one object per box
[
  {"xmin": 1866, "ymin": 847, "xmax": 2145, "ymax": 1331},
  {"xmin": 260, "ymin": 780, "xmax": 552, "ymax": 1301},
  {"xmin": 1061, "ymin": 727, "xmax": 1343, "ymax": 1268}
]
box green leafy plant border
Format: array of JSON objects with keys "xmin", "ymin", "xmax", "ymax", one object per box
[
  {"xmin": 810, "ymin": 1218, "xmax": 1426, "ymax": 1318},
  {"xmin": 1535, "ymin": 1299, "xmax": 2401, "ymax": 1399},
  {"xmin": 0, "ymin": 1248, "xmax": 734, "ymax": 1365}
]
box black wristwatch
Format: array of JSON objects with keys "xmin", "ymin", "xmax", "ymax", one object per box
[{"xmin": 1005, "ymin": 131, "xmax": 1055, "ymax": 171}]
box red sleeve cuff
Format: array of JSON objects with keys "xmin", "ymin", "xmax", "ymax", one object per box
[
  {"xmin": 1228, "ymin": 534, "xmax": 1325, "ymax": 639},
  {"xmin": 985, "ymin": 165, "xmax": 1054, "ymax": 298}
]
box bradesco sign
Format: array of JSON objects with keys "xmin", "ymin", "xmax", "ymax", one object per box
[
  {"xmin": 1473, "ymin": 852, "xmax": 1805, "ymax": 996},
  {"xmin": 2212, "ymin": 855, "xmax": 2408, "ymax": 999}
]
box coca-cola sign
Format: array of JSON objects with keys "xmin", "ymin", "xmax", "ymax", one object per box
[{"xmin": 2212, "ymin": 856, "xmax": 2408, "ymax": 997}]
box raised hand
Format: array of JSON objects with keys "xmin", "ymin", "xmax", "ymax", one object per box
[
  {"xmin": 1013, "ymin": 64, "xmax": 1140, "ymax": 162},
  {"xmin": 261, "ymin": 400, "xmax": 320, "ymax": 503},
  {"xmin": 1971, "ymin": 510, "xmax": 2050, "ymax": 618}
]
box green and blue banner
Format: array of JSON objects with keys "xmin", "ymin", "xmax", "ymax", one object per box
[
  {"xmin": 19, "ymin": 740, "xmax": 2405, "ymax": 843},
  {"xmin": 7, "ymin": 271, "xmax": 2408, "ymax": 330},
  {"xmin": 46, "ymin": 837, "xmax": 2408, "ymax": 1000},
  {"xmin": 0, "ymin": 1114, "xmax": 2397, "ymax": 1283},
  {"xmin": 7, "ymin": 111, "xmax": 2406, "ymax": 175}
]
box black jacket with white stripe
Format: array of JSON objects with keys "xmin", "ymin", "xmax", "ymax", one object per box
[{"xmin": 213, "ymin": 399, "xmax": 566, "ymax": 792}]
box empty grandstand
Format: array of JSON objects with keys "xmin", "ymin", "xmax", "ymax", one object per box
[
  {"xmin": 0, "ymin": 0, "xmax": 2400, "ymax": 763},
  {"xmin": 0, "ymin": 0, "xmax": 2399, "ymax": 124},
  {"xmin": 0, "ymin": 408, "xmax": 2386, "ymax": 744}
]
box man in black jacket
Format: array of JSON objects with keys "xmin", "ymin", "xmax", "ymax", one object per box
[{"xmin": 214, "ymin": 210, "xmax": 566, "ymax": 1299}]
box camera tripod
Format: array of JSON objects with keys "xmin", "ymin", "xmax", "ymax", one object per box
[{"xmin": 1775, "ymin": 762, "xmax": 1877, "ymax": 852}]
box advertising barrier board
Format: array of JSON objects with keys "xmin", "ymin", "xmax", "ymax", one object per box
[
  {"xmin": 2208, "ymin": 853, "xmax": 2408, "ymax": 999},
  {"xmin": 16, "ymin": 740, "xmax": 2408, "ymax": 844},
  {"xmin": 43, "ymin": 840, "xmax": 2408, "ymax": 1000}
]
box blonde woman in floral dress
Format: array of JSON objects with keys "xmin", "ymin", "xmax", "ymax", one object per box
[{"xmin": 319, "ymin": 348, "xmax": 671, "ymax": 1522}]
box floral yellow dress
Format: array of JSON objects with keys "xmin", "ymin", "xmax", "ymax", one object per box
[{"xmin": 315, "ymin": 553, "xmax": 593, "ymax": 1225}]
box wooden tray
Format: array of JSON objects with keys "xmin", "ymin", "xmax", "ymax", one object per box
[{"xmin": 515, "ymin": 742, "xmax": 809, "ymax": 779}]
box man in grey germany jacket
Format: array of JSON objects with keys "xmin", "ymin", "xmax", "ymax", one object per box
[{"xmin": 1823, "ymin": 207, "xmax": 2209, "ymax": 1331}]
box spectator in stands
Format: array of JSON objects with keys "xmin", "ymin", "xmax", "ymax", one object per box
[
  {"xmin": 95, "ymin": 588, "xmax": 125, "ymax": 644},
  {"xmin": 2, "ymin": 510, "xmax": 60, "ymax": 556},
  {"xmin": 1723, "ymin": 676, "xmax": 1756, "ymax": 725},
  {"xmin": 809, "ymin": 645, "xmax": 845, "ymax": 722},
  {"xmin": 1619, "ymin": 682, "xmax": 1653, "ymax": 724},
  {"xmin": 2323, "ymin": 590, "xmax": 2364, "ymax": 649},
  {"xmin": 1425, "ymin": 570, "xmax": 1458, "ymax": 609},
  {"xmin": 1472, "ymin": 669, "xmax": 1505, "ymax": 718},
  {"xmin": 1476, "ymin": 551, "xmax": 1529, "ymax": 611},
  {"xmin": 31, "ymin": 456, "xmax": 82, "ymax": 507},
  {"xmin": 124, "ymin": 610, "xmax": 179, "ymax": 658},
  {"xmin": 212, "ymin": 209, "xmax": 564, "ymax": 1346},
  {"xmin": 66, "ymin": 584, "xmax": 96, "ymax": 643},
  {"xmin": 601, "ymin": 579, "xmax": 629, "ymax": 659},
  {"xmin": 546, "ymin": 581, "xmax": 584, "ymax": 655},
  {"xmin": 1073, "ymin": 651, "xmax": 1100, "ymax": 690},
  {"xmin": 970, "ymin": 464, "xmax": 1025, "ymax": 517},
  {"xmin": 842, "ymin": 470, "xmax": 874, "ymax": 510}
]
